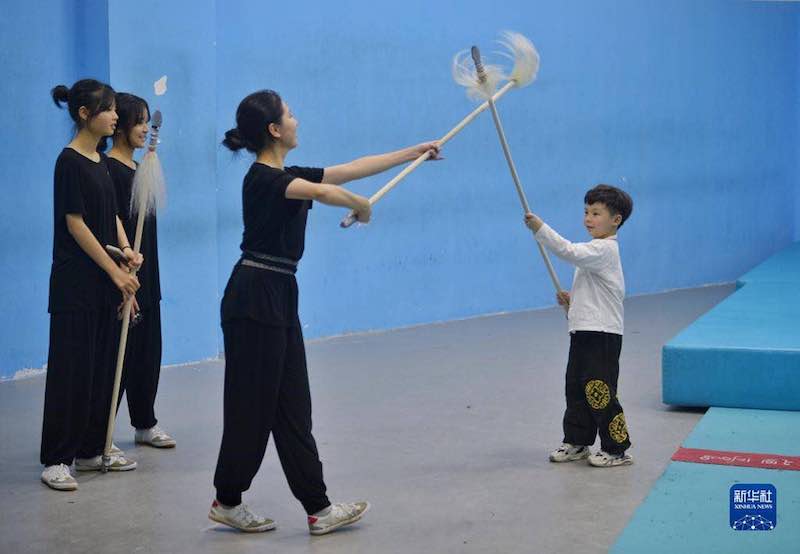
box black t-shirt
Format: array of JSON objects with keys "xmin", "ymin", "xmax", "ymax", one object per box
[
  {"xmin": 240, "ymin": 163, "xmax": 323, "ymax": 260},
  {"xmin": 49, "ymin": 148, "xmax": 120, "ymax": 313},
  {"xmin": 107, "ymin": 157, "xmax": 161, "ymax": 309},
  {"xmin": 221, "ymin": 164, "xmax": 323, "ymax": 326}
]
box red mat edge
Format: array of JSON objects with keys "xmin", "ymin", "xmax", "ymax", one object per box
[{"xmin": 671, "ymin": 447, "xmax": 800, "ymax": 471}]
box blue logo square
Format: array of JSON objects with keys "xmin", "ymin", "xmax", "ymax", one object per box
[{"xmin": 730, "ymin": 484, "xmax": 776, "ymax": 531}]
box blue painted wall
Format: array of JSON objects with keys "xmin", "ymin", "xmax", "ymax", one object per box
[
  {"xmin": 1, "ymin": 0, "xmax": 798, "ymax": 378},
  {"xmin": 107, "ymin": 0, "xmax": 219, "ymax": 367},
  {"xmin": 0, "ymin": 1, "xmax": 109, "ymax": 379},
  {"xmin": 216, "ymin": 0, "xmax": 800, "ymax": 339},
  {"xmin": 796, "ymin": 8, "xmax": 800, "ymax": 243}
]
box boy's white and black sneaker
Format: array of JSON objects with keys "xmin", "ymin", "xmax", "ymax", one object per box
[
  {"xmin": 588, "ymin": 450, "xmax": 633, "ymax": 467},
  {"xmin": 308, "ymin": 502, "xmax": 370, "ymax": 536},
  {"xmin": 549, "ymin": 443, "xmax": 591, "ymax": 462},
  {"xmin": 41, "ymin": 464, "xmax": 78, "ymax": 491},
  {"xmin": 74, "ymin": 454, "xmax": 137, "ymax": 471},
  {"xmin": 208, "ymin": 500, "xmax": 276, "ymax": 532}
]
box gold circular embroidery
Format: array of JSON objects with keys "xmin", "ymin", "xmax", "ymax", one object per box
[
  {"xmin": 609, "ymin": 413, "xmax": 629, "ymax": 443},
  {"xmin": 585, "ymin": 380, "xmax": 611, "ymax": 410}
]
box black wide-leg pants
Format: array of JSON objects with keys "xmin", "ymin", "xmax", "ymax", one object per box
[
  {"xmin": 118, "ymin": 303, "xmax": 162, "ymax": 430},
  {"xmin": 213, "ymin": 319, "xmax": 330, "ymax": 515},
  {"xmin": 40, "ymin": 307, "xmax": 120, "ymax": 466}
]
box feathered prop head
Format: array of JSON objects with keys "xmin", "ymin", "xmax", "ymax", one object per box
[
  {"xmin": 130, "ymin": 110, "xmax": 166, "ymax": 217},
  {"xmin": 452, "ymin": 48, "xmax": 505, "ymax": 101},
  {"xmin": 452, "ymin": 31, "xmax": 540, "ymax": 100},
  {"xmin": 498, "ymin": 31, "xmax": 539, "ymax": 87}
]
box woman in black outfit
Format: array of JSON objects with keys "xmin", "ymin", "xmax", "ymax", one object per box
[
  {"xmin": 209, "ymin": 89, "xmax": 440, "ymax": 535},
  {"xmin": 106, "ymin": 93, "xmax": 175, "ymax": 450},
  {"xmin": 41, "ymin": 79, "xmax": 142, "ymax": 491}
]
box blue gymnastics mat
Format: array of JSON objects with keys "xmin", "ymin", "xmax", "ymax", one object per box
[
  {"xmin": 611, "ymin": 407, "xmax": 800, "ymax": 553},
  {"xmin": 737, "ymin": 241, "xmax": 800, "ymax": 287},
  {"xmin": 662, "ymin": 242, "xmax": 800, "ymax": 410}
]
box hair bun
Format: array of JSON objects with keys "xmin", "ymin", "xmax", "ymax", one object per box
[
  {"xmin": 222, "ymin": 128, "xmax": 246, "ymax": 152},
  {"xmin": 51, "ymin": 84, "xmax": 70, "ymax": 107}
]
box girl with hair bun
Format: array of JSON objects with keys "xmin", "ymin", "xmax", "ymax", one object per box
[
  {"xmin": 210, "ymin": 89, "xmax": 440, "ymax": 535},
  {"xmin": 41, "ymin": 79, "xmax": 143, "ymax": 491}
]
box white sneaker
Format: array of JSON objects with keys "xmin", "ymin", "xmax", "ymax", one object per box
[
  {"xmin": 74, "ymin": 454, "xmax": 137, "ymax": 471},
  {"xmin": 208, "ymin": 500, "xmax": 276, "ymax": 532},
  {"xmin": 110, "ymin": 443, "xmax": 123, "ymax": 455},
  {"xmin": 308, "ymin": 502, "xmax": 370, "ymax": 536},
  {"xmin": 549, "ymin": 443, "xmax": 591, "ymax": 463},
  {"xmin": 135, "ymin": 425, "xmax": 176, "ymax": 448},
  {"xmin": 588, "ymin": 450, "xmax": 633, "ymax": 467},
  {"xmin": 41, "ymin": 464, "xmax": 78, "ymax": 491}
]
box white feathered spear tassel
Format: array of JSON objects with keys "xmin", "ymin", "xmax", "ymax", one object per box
[
  {"xmin": 452, "ymin": 49, "xmax": 505, "ymax": 100},
  {"xmin": 498, "ymin": 31, "xmax": 540, "ymax": 87},
  {"xmin": 130, "ymin": 110, "xmax": 166, "ymax": 218},
  {"xmin": 453, "ymin": 31, "xmax": 540, "ymax": 100}
]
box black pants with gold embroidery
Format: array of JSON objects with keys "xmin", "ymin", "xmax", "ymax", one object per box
[{"xmin": 562, "ymin": 331, "xmax": 631, "ymax": 455}]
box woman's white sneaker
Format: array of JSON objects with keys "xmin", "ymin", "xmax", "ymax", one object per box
[
  {"xmin": 208, "ymin": 500, "xmax": 276, "ymax": 532},
  {"xmin": 135, "ymin": 425, "xmax": 176, "ymax": 448},
  {"xmin": 549, "ymin": 443, "xmax": 591, "ymax": 462},
  {"xmin": 41, "ymin": 464, "xmax": 78, "ymax": 491},
  {"xmin": 308, "ymin": 501, "xmax": 370, "ymax": 536},
  {"xmin": 74, "ymin": 454, "xmax": 137, "ymax": 471}
]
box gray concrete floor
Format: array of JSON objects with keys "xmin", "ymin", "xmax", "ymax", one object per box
[{"xmin": 0, "ymin": 285, "xmax": 733, "ymax": 554}]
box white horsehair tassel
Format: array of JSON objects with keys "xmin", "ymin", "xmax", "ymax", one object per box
[
  {"xmin": 499, "ymin": 31, "xmax": 539, "ymax": 87},
  {"xmin": 130, "ymin": 110, "xmax": 166, "ymax": 217}
]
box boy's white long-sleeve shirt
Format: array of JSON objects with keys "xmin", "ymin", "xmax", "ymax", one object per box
[{"xmin": 534, "ymin": 223, "xmax": 625, "ymax": 335}]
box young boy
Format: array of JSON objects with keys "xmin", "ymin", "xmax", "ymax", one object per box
[{"xmin": 524, "ymin": 184, "xmax": 634, "ymax": 467}]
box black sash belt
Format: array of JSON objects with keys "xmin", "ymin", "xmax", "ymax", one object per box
[{"xmin": 240, "ymin": 250, "xmax": 298, "ymax": 275}]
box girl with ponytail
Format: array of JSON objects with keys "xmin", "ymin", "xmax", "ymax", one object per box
[
  {"xmin": 209, "ymin": 89, "xmax": 441, "ymax": 535},
  {"xmin": 41, "ymin": 79, "xmax": 143, "ymax": 491}
]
